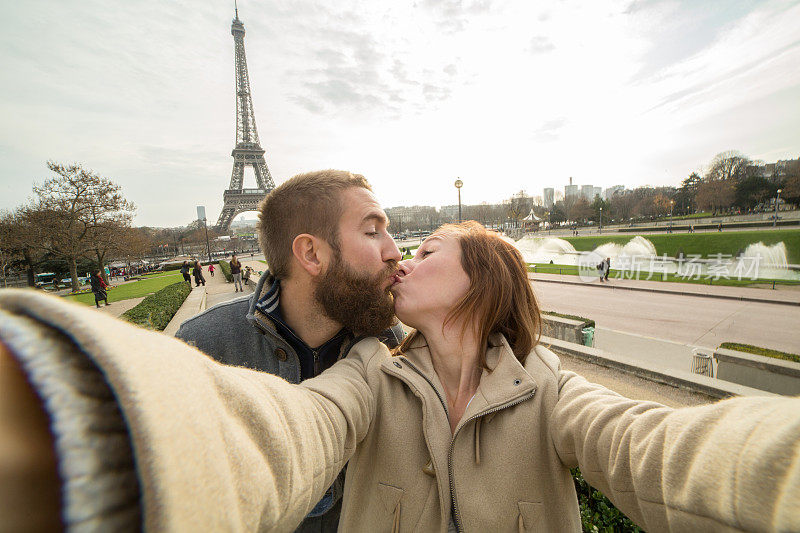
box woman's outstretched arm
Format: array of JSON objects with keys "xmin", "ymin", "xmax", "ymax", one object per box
[
  {"xmin": 551, "ymin": 371, "xmax": 800, "ymax": 532},
  {"xmin": 0, "ymin": 289, "xmax": 382, "ymax": 531},
  {"xmin": 0, "ymin": 339, "xmax": 62, "ymax": 530}
]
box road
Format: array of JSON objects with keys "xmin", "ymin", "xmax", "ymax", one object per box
[{"xmin": 533, "ymin": 281, "xmax": 800, "ymax": 368}]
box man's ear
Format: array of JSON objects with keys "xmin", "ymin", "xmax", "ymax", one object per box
[{"xmin": 291, "ymin": 234, "xmax": 332, "ymax": 277}]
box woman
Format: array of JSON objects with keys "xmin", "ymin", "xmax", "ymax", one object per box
[
  {"xmin": 192, "ymin": 260, "xmax": 206, "ymax": 287},
  {"xmin": 230, "ymin": 254, "xmax": 243, "ymax": 292},
  {"xmin": 0, "ymin": 223, "xmax": 798, "ymax": 531},
  {"xmin": 89, "ymin": 270, "xmax": 110, "ymax": 308},
  {"xmin": 180, "ymin": 260, "xmax": 191, "ymax": 284}
]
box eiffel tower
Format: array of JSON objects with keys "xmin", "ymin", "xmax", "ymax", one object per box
[{"xmin": 215, "ymin": 2, "xmax": 275, "ymax": 231}]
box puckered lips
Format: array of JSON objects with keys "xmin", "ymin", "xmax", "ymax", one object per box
[{"xmin": 389, "ymin": 272, "xmax": 403, "ymax": 289}]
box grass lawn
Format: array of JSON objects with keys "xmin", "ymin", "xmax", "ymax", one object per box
[
  {"xmin": 561, "ymin": 228, "xmax": 800, "ymax": 264},
  {"xmin": 65, "ymin": 271, "xmax": 185, "ymax": 305},
  {"xmin": 718, "ymin": 342, "xmax": 800, "ymax": 364},
  {"xmin": 528, "ymin": 263, "xmax": 800, "ymax": 288}
]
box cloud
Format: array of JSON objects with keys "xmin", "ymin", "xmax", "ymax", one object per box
[
  {"xmin": 418, "ymin": 0, "xmax": 494, "ymax": 33},
  {"xmin": 285, "ymin": 21, "xmax": 459, "ymax": 116},
  {"xmin": 532, "ymin": 118, "xmax": 566, "ymax": 142},
  {"xmin": 637, "ymin": 1, "xmax": 800, "ymax": 126},
  {"xmin": 528, "ymin": 35, "xmax": 555, "ymax": 54}
]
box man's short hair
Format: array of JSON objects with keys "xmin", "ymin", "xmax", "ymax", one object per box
[{"xmin": 257, "ymin": 170, "xmax": 372, "ymax": 279}]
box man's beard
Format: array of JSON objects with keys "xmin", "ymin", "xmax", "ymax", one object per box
[{"xmin": 314, "ymin": 254, "xmax": 397, "ymax": 336}]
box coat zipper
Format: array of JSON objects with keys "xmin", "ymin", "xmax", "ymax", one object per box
[
  {"xmin": 402, "ymin": 358, "xmax": 536, "ymax": 532},
  {"xmin": 313, "ymin": 349, "xmax": 320, "ymax": 375},
  {"xmin": 447, "ymin": 390, "xmax": 536, "ymax": 532}
]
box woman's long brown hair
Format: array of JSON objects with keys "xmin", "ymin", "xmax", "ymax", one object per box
[{"xmin": 396, "ymin": 221, "xmax": 542, "ymax": 367}]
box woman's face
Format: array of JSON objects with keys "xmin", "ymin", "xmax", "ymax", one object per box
[{"xmin": 391, "ymin": 233, "xmax": 471, "ymax": 329}]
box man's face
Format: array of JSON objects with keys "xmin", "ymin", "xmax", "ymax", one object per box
[{"xmin": 314, "ymin": 187, "xmax": 401, "ymax": 334}]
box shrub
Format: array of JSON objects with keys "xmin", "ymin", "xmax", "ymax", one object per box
[
  {"xmin": 572, "ymin": 468, "xmax": 643, "ymax": 532},
  {"xmin": 719, "ymin": 342, "xmax": 800, "ymax": 364},
  {"xmin": 218, "ymin": 260, "xmax": 232, "ymax": 282},
  {"xmin": 121, "ymin": 281, "xmax": 191, "ymax": 331}
]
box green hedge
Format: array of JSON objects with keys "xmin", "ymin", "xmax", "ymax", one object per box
[
  {"xmin": 121, "ymin": 281, "xmax": 191, "ymax": 331},
  {"xmin": 572, "ymin": 468, "xmax": 643, "ymax": 532},
  {"xmin": 218, "ymin": 260, "xmax": 232, "ymax": 282},
  {"xmin": 719, "ymin": 342, "xmax": 800, "ymax": 364}
]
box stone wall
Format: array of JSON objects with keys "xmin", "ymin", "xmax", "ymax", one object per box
[
  {"xmin": 714, "ymin": 348, "xmax": 800, "ymax": 395},
  {"xmin": 542, "ymin": 315, "xmax": 588, "ymax": 345}
]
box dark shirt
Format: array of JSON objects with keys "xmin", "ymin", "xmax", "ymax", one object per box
[
  {"xmin": 256, "ymin": 277, "xmax": 348, "ymax": 380},
  {"xmin": 270, "ymin": 308, "xmax": 347, "ymax": 380}
]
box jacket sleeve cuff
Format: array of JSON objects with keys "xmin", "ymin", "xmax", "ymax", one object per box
[{"xmin": 0, "ymin": 310, "xmax": 141, "ymax": 530}]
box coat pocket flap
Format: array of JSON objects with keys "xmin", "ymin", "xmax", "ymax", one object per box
[
  {"xmin": 517, "ymin": 501, "xmax": 543, "ymax": 531},
  {"xmin": 378, "ymin": 483, "xmax": 405, "ymax": 513}
]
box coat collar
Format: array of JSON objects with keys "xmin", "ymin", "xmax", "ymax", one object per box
[{"xmin": 383, "ymin": 332, "xmax": 538, "ymax": 428}]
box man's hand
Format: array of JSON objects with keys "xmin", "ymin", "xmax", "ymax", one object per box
[{"xmin": 0, "ymin": 340, "xmax": 61, "ymax": 530}]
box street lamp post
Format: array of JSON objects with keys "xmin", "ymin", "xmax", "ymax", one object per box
[
  {"xmin": 599, "ymin": 206, "xmax": 602, "ymax": 234},
  {"xmin": 669, "ymin": 200, "xmax": 674, "ymax": 233},
  {"xmin": 773, "ymin": 189, "xmax": 782, "ymax": 227},
  {"xmin": 196, "ymin": 206, "xmax": 212, "ymax": 263},
  {"xmin": 203, "ymin": 219, "xmax": 212, "ymax": 263},
  {"xmin": 454, "ymin": 178, "xmax": 463, "ymax": 223}
]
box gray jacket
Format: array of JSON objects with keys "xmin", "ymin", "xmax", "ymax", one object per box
[{"xmin": 176, "ymin": 270, "xmax": 405, "ymax": 382}]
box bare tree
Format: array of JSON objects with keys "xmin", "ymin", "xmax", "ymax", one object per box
[
  {"xmin": 609, "ymin": 192, "xmax": 637, "ymax": 222},
  {"xmin": 0, "ymin": 211, "xmax": 21, "ymax": 287},
  {"xmin": 705, "ymin": 151, "xmax": 751, "ymax": 182},
  {"xmin": 506, "ymin": 191, "xmax": 533, "ymax": 228},
  {"xmin": 26, "ymin": 161, "xmax": 135, "ymax": 292},
  {"xmin": 0, "ymin": 208, "xmax": 51, "ymax": 287},
  {"xmin": 695, "ymin": 180, "xmax": 735, "ymax": 214}
]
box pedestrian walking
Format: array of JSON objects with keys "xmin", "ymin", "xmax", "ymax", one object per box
[
  {"xmin": 90, "ymin": 270, "xmax": 110, "ymax": 308},
  {"xmin": 242, "ymin": 266, "xmax": 252, "ymax": 286},
  {"xmin": 230, "ymin": 255, "xmax": 243, "ymax": 292},
  {"xmin": 208, "ymin": 263, "xmax": 215, "ymax": 277},
  {"xmin": 192, "ymin": 260, "xmax": 206, "ymax": 287},
  {"xmin": 180, "ymin": 261, "xmax": 191, "ymax": 285},
  {"xmin": 603, "ymin": 257, "xmax": 611, "ymax": 281},
  {"xmin": 596, "ymin": 260, "xmax": 605, "ymax": 282}
]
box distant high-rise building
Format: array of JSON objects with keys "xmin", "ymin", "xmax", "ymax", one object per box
[
  {"xmin": 565, "ymin": 184, "xmax": 579, "ymax": 198},
  {"xmin": 543, "ymin": 188, "xmax": 554, "ymax": 208},
  {"xmin": 581, "ymin": 185, "xmax": 594, "ymax": 200}
]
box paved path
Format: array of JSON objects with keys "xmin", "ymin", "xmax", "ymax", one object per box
[
  {"xmin": 201, "ymin": 259, "xmax": 265, "ymax": 309},
  {"xmin": 532, "ymin": 279, "xmax": 800, "ymax": 364},
  {"xmin": 530, "ymin": 272, "xmax": 800, "ymax": 304},
  {"xmin": 94, "ymin": 296, "xmax": 146, "ymax": 319},
  {"xmin": 558, "ymin": 353, "xmax": 712, "ymax": 407}
]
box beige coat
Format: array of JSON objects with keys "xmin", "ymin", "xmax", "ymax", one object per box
[{"xmin": 1, "ymin": 290, "xmax": 799, "ymax": 532}]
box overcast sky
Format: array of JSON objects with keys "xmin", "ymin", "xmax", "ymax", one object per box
[{"xmin": 1, "ymin": 0, "xmax": 799, "ymax": 227}]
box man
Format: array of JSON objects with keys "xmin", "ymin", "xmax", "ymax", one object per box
[{"xmin": 176, "ymin": 170, "xmax": 404, "ymax": 532}]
